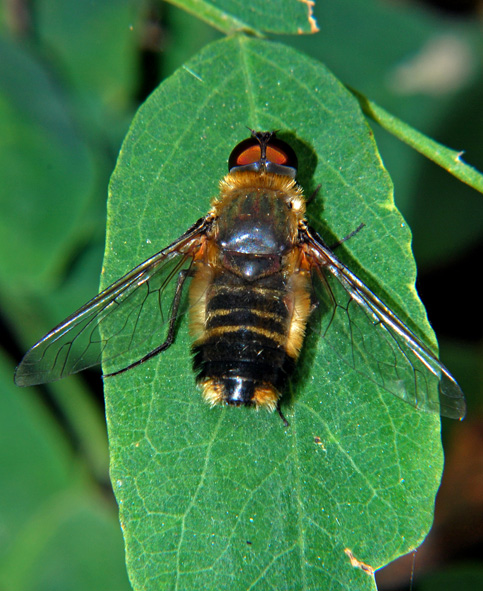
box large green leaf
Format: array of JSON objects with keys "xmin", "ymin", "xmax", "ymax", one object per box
[{"xmin": 103, "ymin": 36, "xmax": 443, "ymax": 590}]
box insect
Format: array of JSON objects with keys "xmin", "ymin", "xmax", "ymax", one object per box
[{"xmin": 15, "ymin": 130, "xmax": 466, "ymax": 420}]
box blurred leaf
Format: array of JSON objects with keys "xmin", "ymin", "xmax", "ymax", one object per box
[
  {"xmin": 36, "ymin": 0, "xmax": 139, "ymax": 138},
  {"xmin": 103, "ymin": 36, "xmax": 444, "ymax": 590},
  {"xmin": 0, "ymin": 2, "xmax": 135, "ymax": 351},
  {"xmin": 0, "ymin": 353, "xmax": 131, "ymax": 591},
  {"xmin": 169, "ymin": 0, "xmax": 318, "ymax": 35},
  {"xmin": 350, "ymin": 87, "xmax": 483, "ymax": 195},
  {"xmin": 0, "ymin": 36, "xmax": 97, "ymax": 287}
]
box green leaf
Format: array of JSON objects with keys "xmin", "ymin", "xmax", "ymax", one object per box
[
  {"xmin": 0, "ymin": 36, "xmax": 97, "ymax": 286},
  {"xmin": 36, "ymin": 0, "xmax": 139, "ymax": 136},
  {"xmin": 350, "ymin": 87, "xmax": 483, "ymax": 196},
  {"xmin": 168, "ymin": 0, "xmax": 318, "ymax": 35},
  {"xmin": 0, "ymin": 353, "xmax": 131, "ymax": 591},
  {"xmin": 103, "ymin": 36, "xmax": 443, "ymax": 590}
]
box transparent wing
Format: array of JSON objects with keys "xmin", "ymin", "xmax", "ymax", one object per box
[
  {"xmin": 15, "ymin": 218, "xmax": 209, "ymax": 387},
  {"xmin": 305, "ymin": 226, "xmax": 466, "ymax": 420}
]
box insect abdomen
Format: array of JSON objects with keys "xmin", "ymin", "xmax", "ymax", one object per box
[{"xmin": 191, "ymin": 272, "xmax": 299, "ymax": 410}]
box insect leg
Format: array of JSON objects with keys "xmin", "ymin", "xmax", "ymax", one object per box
[
  {"xmin": 330, "ymin": 223, "xmax": 365, "ymax": 250},
  {"xmin": 276, "ymin": 402, "xmax": 290, "ymax": 427},
  {"xmin": 104, "ymin": 269, "xmax": 191, "ymax": 378},
  {"xmin": 306, "ymin": 184, "xmax": 321, "ymax": 204}
]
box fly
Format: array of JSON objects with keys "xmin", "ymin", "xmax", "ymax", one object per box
[{"xmin": 14, "ymin": 130, "xmax": 466, "ymax": 420}]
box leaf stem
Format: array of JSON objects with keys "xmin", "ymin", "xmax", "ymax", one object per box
[{"xmin": 349, "ymin": 87, "xmax": 483, "ymax": 195}]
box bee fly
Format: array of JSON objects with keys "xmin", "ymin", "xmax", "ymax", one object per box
[{"xmin": 15, "ymin": 131, "xmax": 466, "ymax": 420}]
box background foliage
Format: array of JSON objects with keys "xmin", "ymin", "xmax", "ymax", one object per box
[{"xmin": 1, "ymin": 1, "xmax": 482, "ymax": 590}]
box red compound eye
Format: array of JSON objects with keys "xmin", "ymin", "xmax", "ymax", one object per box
[
  {"xmin": 234, "ymin": 143, "xmax": 262, "ymax": 167},
  {"xmin": 228, "ymin": 132, "xmax": 298, "ymax": 176},
  {"xmin": 266, "ymin": 144, "xmax": 292, "ymax": 166}
]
